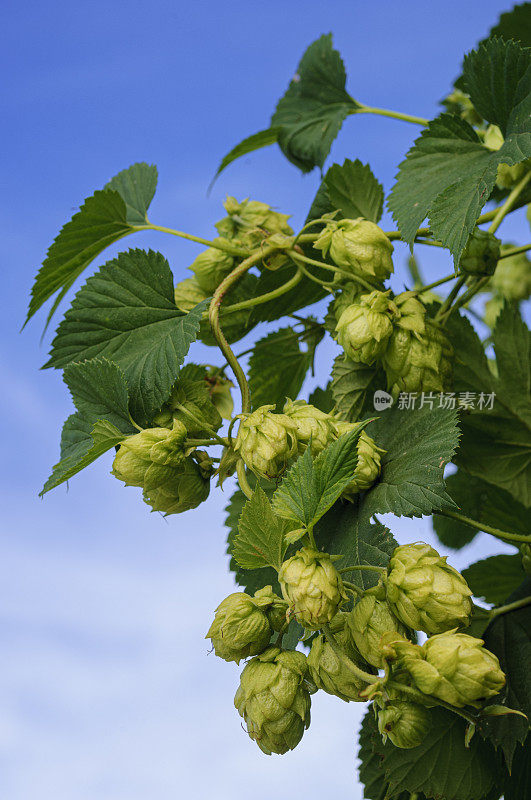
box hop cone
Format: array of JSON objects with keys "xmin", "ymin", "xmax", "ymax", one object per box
[
  {"xmin": 459, "ymin": 228, "xmax": 500, "ymax": 276},
  {"xmin": 190, "ymin": 246, "xmax": 235, "ymax": 293},
  {"xmin": 216, "ymin": 196, "xmax": 293, "ymax": 248},
  {"xmin": 234, "ymin": 405, "xmax": 298, "ymax": 480},
  {"xmin": 482, "ymin": 124, "xmax": 531, "ymax": 189},
  {"xmin": 393, "ymin": 291, "xmax": 426, "ymax": 335},
  {"xmin": 313, "ymin": 218, "xmax": 394, "ymax": 283},
  {"xmin": 112, "ymin": 423, "xmax": 187, "ymax": 489},
  {"xmin": 206, "ymin": 586, "xmax": 285, "ymax": 663},
  {"xmin": 279, "ymin": 547, "xmax": 347, "ymax": 630},
  {"xmin": 283, "ymin": 398, "xmax": 336, "ymax": 456},
  {"xmin": 332, "ymin": 426, "xmax": 384, "ymax": 497},
  {"xmin": 205, "ymin": 369, "xmax": 234, "ymax": 420},
  {"xmin": 396, "ymin": 631, "xmax": 505, "ymax": 708},
  {"xmin": 234, "ymin": 647, "xmax": 311, "ymax": 754},
  {"xmin": 151, "ymin": 378, "xmax": 222, "ymax": 435},
  {"xmin": 346, "ymin": 594, "xmax": 409, "ymax": 668},
  {"xmin": 490, "ymin": 247, "xmax": 531, "ymax": 302},
  {"xmin": 142, "ymin": 452, "xmax": 212, "ymax": 514},
  {"xmin": 307, "ymin": 613, "xmax": 371, "ymax": 702},
  {"xmin": 174, "ymin": 276, "xmax": 208, "ymax": 313},
  {"xmin": 377, "ymin": 701, "xmax": 431, "ymax": 748},
  {"xmin": 386, "ymin": 543, "xmax": 473, "ymax": 634},
  {"xmin": 383, "ymin": 320, "xmax": 453, "ymax": 398},
  {"xmin": 336, "ymin": 290, "xmax": 399, "ymax": 365},
  {"xmin": 330, "ymin": 283, "xmax": 364, "ymax": 323}
]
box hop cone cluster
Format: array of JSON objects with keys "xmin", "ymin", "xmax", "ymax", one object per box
[
  {"xmin": 234, "ymin": 647, "xmax": 311, "ymax": 754},
  {"xmin": 279, "ymin": 547, "xmax": 347, "ymax": 629},
  {"xmin": 385, "ymin": 543, "xmax": 473, "ymax": 634}
]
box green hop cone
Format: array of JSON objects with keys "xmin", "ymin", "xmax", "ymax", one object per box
[
  {"xmin": 216, "ymin": 196, "xmax": 293, "ymax": 249},
  {"xmin": 346, "ymin": 594, "xmax": 409, "ymax": 668},
  {"xmin": 395, "ymin": 631, "xmax": 506, "ymax": 708},
  {"xmin": 142, "ymin": 452, "xmax": 212, "ymax": 514},
  {"xmin": 490, "ymin": 247, "xmax": 531, "ymax": 301},
  {"xmin": 393, "ymin": 291, "xmax": 427, "ymax": 335},
  {"xmin": 459, "ymin": 227, "xmax": 501, "ymax": 277},
  {"xmin": 336, "ymin": 290, "xmax": 399, "ymax": 365},
  {"xmin": 332, "ymin": 426, "xmax": 384, "ymax": 498},
  {"xmin": 331, "ymin": 283, "xmax": 364, "ymax": 322},
  {"xmin": 443, "ymin": 89, "xmax": 483, "ymax": 127},
  {"xmin": 234, "ymin": 646, "xmax": 311, "ymax": 755},
  {"xmin": 206, "ymin": 586, "xmax": 286, "ymax": 664},
  {"xmin": 385, "ymin": 543, "xmax": 473, "ymax": 634},
  {"xmin": 190, "ymin": 246, "xmax": 235, "ymax": 293},
  {"xmin": 383, "ymin": 320, "xmax": 453, "ymax": 398},
  {"xmin": 307, "ymin": 613, "xmax": 371, "ymax": 702},
  {"xmin": 314, "ymin": 218, "xmax": 394, "ymax": 283},
  {"xmin": 377, "ymin": 701, "xmax": 431, "ymax": 749},
  {"xmin": 205, "ymin": 369, "xmax": 234, "ymax": 420},
  {"xmin": 152, "ymin": 378, "xmax": 222, "ymax": 436},
  {"xmin": 482, "ymin": 124, "xmax": 531, "ymax": 189},
  {"xmin": 278, "ymin": 547, "xmax": 348, "ymax": 630},
  {"xmin": 283, "ymin": 398, "xmax": 336, "ymax": 457},
  {"xmin": 112, "ymin": 422, "xmax": 188, "ymax": 488},
  {"xmin": 234, "ymin": 405, "xmax": 298, "ymax": 480},
  {"xmin": 174, "ymin": 276, "xmax": 208, "ymax": 313}
]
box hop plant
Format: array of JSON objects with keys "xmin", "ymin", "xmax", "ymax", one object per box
[
  {"xmin": 283, "ymin": 398, "xmax": 337, "ymax": 456},
  {"xmin": 383, "ymin": 320, "xmax": 453, "ymax": 398},
  {"xmin": 234, "ymin": 405, "xmax": 298, "ymax": 480},
  {"xmin": 190, "ymin": 246, "xmax": 235, "ymax": 293},
  {"xmin": 346, "ymin": 593, "xmax": 409, "ymax": 668},
  {"xmin": 385, "ymin": 543, "xmax": 473, "ymax": 634},
  {"xmin": 336, "ymin": 290, "xmax": 399, "ymax": 365},
  {"xmin": 112, "ymin": 423, "xmax": 188, "ymax": 488},
  {"xmin": 206, "ymin": 586, "xmax": 286, "ymax": 663},
  {"xmin": 332, "ymin": 426, "xmax": 384, "ymax": 497},
  {"xmin": 459, "ymin": 228, "xmax": 501, "ymax": 276},
  {"xmin": 234, "ymin": 647, "xmax": 311, "ymax": 754},
  {"xmin": 313, "ymin": 218, "xmax": 394, "ymax": 283},
  {"xmin": 377, "ymin": 700, "xmax": 432, "ymax": 748},
  {"xmin": 395, "ymin": 632, "xmax": 506, "ymax": 708},
  {"xmin": 307, "ymin": 613, "xmax": 371, "ymax": 702},
  {"xmin": 393, "ymin": 291, "xmax": 427, "ymax": 335},
  {"xmin": 142, "ymin": 452, "xmax": 212, "ymax": 514},
  {"xmin": 278, "ymin": 547, "xmax": 348, "ymax": 629}
]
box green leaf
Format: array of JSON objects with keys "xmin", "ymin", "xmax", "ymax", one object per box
[
  {"xmin": 358, "ymin": 709, "xmax": 427, "ymax": 800},
  {"xmin": 504, "ymin": 733, "xmax": 531, "ymax": 800},
  {"xmin": 45, "ymin": 249, "xmax": 208, "ymax": 424},
  {"xmin": 324, "ymin": 159, "xmax": 384, "ymax": 222},
  {"xmin": 248, "ymin": 328, "xmax": 311, "ymax": 411},
  {"xmin": 432, "ymin": 472, "xmax": 484, "ymax": 549},
  {"xmin": 307, "ymin": 383, "xmax": 334, "ymax": 413},
  {"xmin": 487, "ymin": 3, "xmax": 531, "ymax": 47},
  {"xmin": 232, "ymin": 486, "xmax": 287, "ymax": 570},
  {"xmin": 462, "ymin": 555, "xmax": 526, "ymax": 605},
  {"xmin": 369, "ymin": 704, "xmax": 503, "ymax": 800},
  {"xmin": 212, "ymin": 127, "xmax": 281, "ymax": 181},
  {"xmin": 481, "ymin": 578, "xmax": 531, "ymax": 767},
  {"xmin": 448, "ymin": 307, "xmax": 531, "ymax": 506},
  {"xmin": 41, "ymin": 358, "xmax": 135, "ymax": 494},
  {"xmin": 26, "ymin": 163, "xmax": 157, "ymax": 325},
  {"xmin": 315, "ymin": 498, "xmax": 397, "ymax": 592},
  {"xmin": 361, "ymin": 405, "xmax": 460, "ymax": 518},
  {"xmin": 388, "ymin": 101, "xmax": 531, "ymax": 262},
  {"xmin": 463, "ymin": 37, "xmax": 531, "ymax": 136},
  {"xmin": 270, "ymin": 34, "xmax": 359, "ymax": 172},
  {"xmin": 272, "ymin": 425, "xmax": 366, "ymax": 528},
  {"xmin": 331, "ymin": 355, "xmax": 385, "ymax": 421}
]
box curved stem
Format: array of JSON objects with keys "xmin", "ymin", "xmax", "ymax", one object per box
[
  {"xmin": 291, "ymin": 258, "xmax": 336, "ymax": 289},
  {"xmin": 488, "ymin": 171, "xmax": 531, "ymax": 234},
  {"xmin": 354, "ymin": 105, "xmax": 429, "ymax": 126},
  {"xmin": 436, "ymin": 509, "xmax": 531, "ymax": 544},
  {"xmin": 288, "ymin": 250, "xmax": 377, "ymax": 292},
  {"xmin": 342, "ymin": 580, "xmax": 363, "ymax": 596},
  {"xmin": 236, "ymin": 459, "xmax": 254, "ymax": 500},
  {"xmin": 498, "ymin": 242, "xmax": 531, "ymax": 259},
  {"xmin": 446, "ymin": 276, "xmax": 490, "ymax": 317},
  {"xmin": 386, "ymin": 681, "xmax": 478, "ymax": 725},
  {"xmin": 490, "ymin": 596, "xmax": 531, "ymax": 618},
  {"xmin": 186, "ymin": 437, "xmax": 227, "ymax": 447},
  {"xmin": 213, "ymin": 268, "xmax": 303, "ymax": 317},
  {"xmin": 322, "ymin": 624, "xmax": 377, "ymax": 684},
  {"xmin": 209, "ymin": 247, "xmax": 275, "ymax": 413},
  {"xmin": 435, "ymin": 276, "xmax": 467, "ymax": 323},
  {"xmin": 339, "ymin": 565, "xmax": 387, "ymax": 574},
  {"xmin": 132, "ymin": 223, "xmax": 249, "ymax": 256}
]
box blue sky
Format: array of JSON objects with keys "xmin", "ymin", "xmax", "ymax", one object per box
[{"xmin": 1, "ymin": 2, "xmax": 526, "ymax": 798}]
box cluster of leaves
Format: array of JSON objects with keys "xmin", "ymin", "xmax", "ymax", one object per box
[{"xmin": 26, "ymin": 4, "xmax": 531, "ymax": 800}]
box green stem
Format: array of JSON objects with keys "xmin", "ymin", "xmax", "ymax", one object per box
[
  {"xmin": 340, "ymin": 564, "xmax": 388, "ymax": 575},
  {"xmin": 498, "ymin": 242, "xmax": 531, "ymax": 259},
  {"xmin": 186, "ymin": 437, "xmax": 227, "ymax": 447},
  {"xmin": 354, "ymin": 105, "xmax": 429, "ymax": 126},
  {"xmin": 488, "ymin": 171, "xmax": 531, "ymax": 234},
  {"xmin": 236, "ymin": 459, "xmax": 254, "ymax": 500},
  {"xmin": 342, "ymin": 580, "xmax": 364, "ymax": 596},
  {"xmin": 490, "ymin": 596, "xmax": 531, "ymax": 618},
  {"xmin": 132, "ymin": 223, "xmax": 249, "ymax": 256},
  {"xmin": 411, "ymin": 274, "xmax": 456, "ymax": 294},
  {"xmin": 174, "ymin": 405, "xmax": 228, "ymax": 447},
  {"xmin": 291, "ymin": 258, "xmax": 336, "ymax": 289},
  {"xmin": 447, "ymin": 276, "xmax": 490, "ymax": 317},
  {"xmin": 414, "ymin": 238, "xmax": 445, "ymax": 249},
  {"xmin": 288, "ymin": 250, "xmax": 377, "ymax": 292},
  {"xmin": 386, "ymin": 681, "xmax": 477, "ymax": 725},
  {"xmin": 322, "ymin": 624, "xmax": 377, "ymax": 684},
  {"xmin": 209, "ymin": 247, "xmax": 275, "ymax": 413},
  {"xmin": 209, "ymin": 268, "xmax": 303, "ymax": 319},
  {"xmin": 436, "ymin": 509, "xmax": 531, "ymax": 544},
  {"xmin": 435, "ymin": 275, "xmax": 467, "ymax": 321}
]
